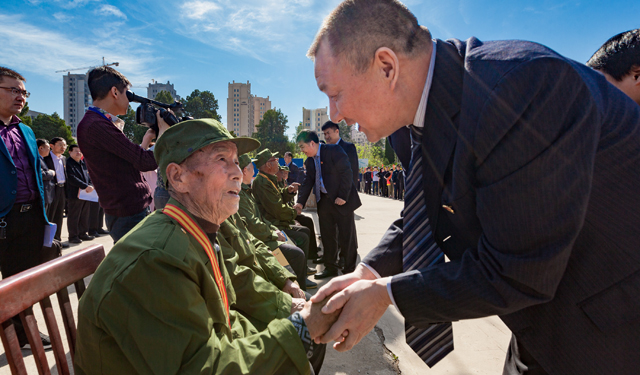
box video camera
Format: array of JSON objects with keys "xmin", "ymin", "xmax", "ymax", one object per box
[{"xmin": 126, "ymin": 90, "xmax": 192, "ymax": 134}]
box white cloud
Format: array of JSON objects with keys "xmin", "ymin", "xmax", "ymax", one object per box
[
  {"xmin": 0, "ymin": 14, "xmax": 155, "ymax": 86},
  {"xmin": 97, "ymin": 4, "xmax": 128, "ymax": 20},
  {"xmin": 176, "ymin": 0, "xmax": 335, "ymax": 62},
  {"xmin": 53, "ymin": 12, "xmax": 73, "ymax": 22}
]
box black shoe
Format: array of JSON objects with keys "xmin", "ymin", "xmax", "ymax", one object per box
[
  {"xmin": 22, "ymin": 332, "xmax": 52, "ymax": 351},
  {"xmin": 88, "ymin": 230, "xmax": 101, "ymax": 237},
  {"xmin": 78, "ymin": 234, "xmax": 95, "ymax": 241},
  {"xmin": 312, "ymin": 257, "xmax": 324, "ymax": 264},
  {"xmin": 315, "ymin": 269, "xmax": 339, "ymax": 279},
  {"xmin": 61, "ymin": 242, "xmax": 70, "ymax": 248},
  {"xmin": 307, "ymin": 267, "xmax": 317, "ymax": 275},
  {"xmin": 97, "ymin": 228, "xmax": 109, "ymax": 235},
  {"xmin": 69, "ymin": 237, "xmax": 82, "ymax": 244},
  {"xmin": 306, "ymin": 279, "xmax": 318, "ymax": 289}
]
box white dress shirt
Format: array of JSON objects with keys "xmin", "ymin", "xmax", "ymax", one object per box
[{"xmin": 50, "ymin": 150, "xmax": 66, "ymax": 184}]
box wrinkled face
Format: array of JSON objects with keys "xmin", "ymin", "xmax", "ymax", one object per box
[
  {"xmin": 0, "ymin": 77, "xmax": 26, "ymax": 119},
  {"xmin": 276, "ymin": 169, "xmax": 289, "ymax": 182},
  {"xmin": 69, "ymin": 147, "xmax": 83, "ymax": 161},
  {"xmin": 314, "ymin": 41, "xmax": 395, "ymax": 142},
  {"xmin": 298, "ymin": 141, "xmax": 318, "ymax": 158},
  {"xmin": 183, "ymin": 142, "xmax": 243, "ymax": 224},
  {"xmin": 322, "ymin": 127, "xmax": 340, "ymax": 144},
  {"xmin": 51, "ymin": 140, "xmax": 67, "ymax": 155},
  {"xmin": 242, "ymin": 163, "xmax": 254, "ymax": 185}
]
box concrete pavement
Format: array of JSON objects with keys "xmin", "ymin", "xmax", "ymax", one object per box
[{"xmin": 0, "ymin": 192, "xmax": 511, "ymax": 374}]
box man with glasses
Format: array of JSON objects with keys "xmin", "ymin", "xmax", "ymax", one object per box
[{"xmin": 0, "ymin": 66, "xmax": 52, "ymax": 350}]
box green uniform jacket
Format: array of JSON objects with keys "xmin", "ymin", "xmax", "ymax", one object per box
[
  {"xmin": 74, "ymin": 199, "xmax": 310, "ymax": 375},
  {"xmin": 252, "ymin": 173, "xmax": 297, "ymax": 229},
  {"xmin": 218, "ymin": 213, "xmax": 294, "ymax": 330},
  {"xmin": 239, "ymin": 183, "xmax": 280, "ymax": 250}
]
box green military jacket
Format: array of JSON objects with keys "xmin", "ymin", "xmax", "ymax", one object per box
[
  {"xmin": 252, "ymin": 172, "xmax": 297, "ymax": 229},
  {"xmin": 218, "ymin": 213, "xmax": 294, "ymax": 330},
  {"xmin": 74, "ymin": 199, "xmax": 310, "ymax": 375},
  {"xmin": 239, "ymin": 183, "xmax": 281, "ymax": 250}
]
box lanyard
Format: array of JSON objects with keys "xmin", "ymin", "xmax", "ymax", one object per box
[
  {"xmin": 162, "ymin": 204, "xmax": 230, "ymax": 327},
  {"xmin": 87, "ymin": 107, "xmax": 113, "ymax": 122},
  {"xmin": 258, "ymin": 172, "xmax": 279, "ymax": 191}
]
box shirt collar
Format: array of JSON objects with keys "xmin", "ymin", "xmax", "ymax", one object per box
[
  {"xmin": 412, "ymin": 40, "xmax": 437, "ymax": 129},
  {"xmin": 336, "ymin": 138, "xmax": 342, "ymax": 144},
  {"xmin": 315, "ymin": 143, "xmax": 322, "ymax": 158},
  {"xmin": 50, "ymin": 150, "xmax": 63, "ymax": 160}
]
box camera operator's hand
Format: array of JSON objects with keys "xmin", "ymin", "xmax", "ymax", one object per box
[
  {"xmin": 141, "ymin": 129, "xmax": 156, "ymax": 150},
  {"xmin": 156, "ymin": 110, "xmax": 171, "ymax": 140}
]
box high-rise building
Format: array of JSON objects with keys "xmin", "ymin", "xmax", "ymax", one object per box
[
  {"xmin": 252, "ymin": 95, "xmax": 271, "ymax": 127},
  {"xmin": 350, "ymin": 125, "xmax": 369, "ymax": 145},
  {"xmin": 227, "ymin": 81, "xmax": 273, "ymax": 136},
  {"xmin": 63, "ymin": 73, "xmax": 92, "ymax": 137},
  {"xmin": 147, "ymin": 80, "xmax": 180, "ymax": 101},
  {"xmin": 301, "ymin": 107, "xmax": 329, "ymax": 141}
]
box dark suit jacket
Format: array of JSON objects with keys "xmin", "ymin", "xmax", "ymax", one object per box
[
  {"xmin": 337, "ymin": 139, "xmax": 359, "ymax": 184},
  {"xmin": 40, "ymin": 156, "xmax": 56, "ymax": 205},
  {"xmin": 43, "ymin": 154, "xmax": 65, "ymax": 185},
  {"xmin": 66, "ymin": 157, "xmax": 91, "ymax": 200},
  {"xmin": 364, "ymin": 38, "xmax": 640, "ymax": 374},
  {"xmin": 297, "ymin": 143, "xmax": 361, "ymax": 215},
  {"xmin": 286, "ymin": 161, "xmax": 301, "ymax": 185}
]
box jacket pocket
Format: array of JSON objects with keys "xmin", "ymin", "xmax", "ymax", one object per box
[{"xmin": 579, "ymin": 268, "xmax": 640, "ymax": 332}]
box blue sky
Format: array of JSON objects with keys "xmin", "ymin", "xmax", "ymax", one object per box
[{"xmin": 1, "ymin": 0, "xmax": 638, "ymax": 138}]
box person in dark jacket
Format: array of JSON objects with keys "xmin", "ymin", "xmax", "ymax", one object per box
[
  {"xmin": 37, "ymin": 139, "xmax": 56, "ymax": 209},
  {"xmin": 65, "ymin": 145, "xmax": 94, "ymax": 244}
]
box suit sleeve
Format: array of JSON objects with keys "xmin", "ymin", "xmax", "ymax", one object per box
[
  {"xmin": 390, "ymin": 58, "xmax": 601, "ymax": 326},
  {"xmin": 347, "ymin": 144, "xmax": 359, "ymax": 183},
  {"xmin": 66, "ymin": 161, "xmax": 89, "ymax": 190},
  {"xmin": 296, "ymin": 158, "xmax": 314, "ymax": 206},
  {"xmin": 332, "ymin": 146, "xmax": 353, "ymax": 201}
]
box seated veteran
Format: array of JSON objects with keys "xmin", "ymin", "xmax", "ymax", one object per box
[
  {"xmin": 277, "ymin": 165, "xmax": 291, "ymax": 190},
  {"xmin": 238, "ymin": 154, "xmax": 316, "ymax": 290},
  {"xmin": 74, "ymin": 119, "xmax": 340, "ymax": 375},
  {"xmin": 252, "ymin": 149, "xmax": 321, "ymax": 261}
]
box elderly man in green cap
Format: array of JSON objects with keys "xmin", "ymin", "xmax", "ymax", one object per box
[
  {"xmin": 238, "ymin": 154, "xmax": 316, "ymax": 290},
  {"xmin": 74, "ymin": 119, "xmax": 340, "ymax": 375},
  {"xmin": 252, "ymin": 149, "xmax": 322, "ymax": 265}
]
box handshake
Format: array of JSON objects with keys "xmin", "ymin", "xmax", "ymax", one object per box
[{"xmin": 291, "ymin": 264, "xmax": 394, "ymax": 351}]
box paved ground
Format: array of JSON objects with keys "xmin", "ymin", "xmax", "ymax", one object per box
[{"xmin": 1, "ymin": 192, "xmax": 511, "ymax": 374}]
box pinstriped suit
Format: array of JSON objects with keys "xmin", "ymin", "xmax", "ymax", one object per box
[{"xmin": 364, "ymin": 38, "xmax": 640, "ymax": 373}]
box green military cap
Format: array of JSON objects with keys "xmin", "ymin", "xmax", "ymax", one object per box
[
  {"xmin": 254, "ymin": 148, "xmax": 279, "ymax": 168},
  {"xmin": 278, "ymin": 165, "xmax": 290, "ymax": 172},
  {"xmin": 154, "ymin": 119, "xmax": 260, "ymax": 186},
  {"xmin": 239, "ymin": 154, "xmax": 257, "ymax": 170}
]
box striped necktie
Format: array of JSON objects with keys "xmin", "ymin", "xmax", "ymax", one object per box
[{"xmin": 402, "ymin": 125, "xmax": 454, "ymax": 367}]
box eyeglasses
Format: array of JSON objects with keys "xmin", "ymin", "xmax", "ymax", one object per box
[{"xmin": 0, "ymin": 86, "xmax": 30, "ymax": 98}]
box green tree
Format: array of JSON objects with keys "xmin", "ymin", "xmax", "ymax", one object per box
[
  {"xmin": 338, "ymin": 120, "xmax": 352, "ymax": 142},
  {"xmin": 253, "ymin": 108, "xmax": 289, "ymax": 155},
  {"xmin": 384, "ymin": 137, "xmax": 396, "ymax": 165},
  {"xmin": 154, "ymin": 90, "xmax": 174, "ymax": 105},
  {"xmin": 294, "ymin": 121, "xmax": 305, "ymax": 138},
  {"xmin": 183, "ymin": 89, "xmax": 221, "ymax": 121},
  {"xmin": 120, "ymin": 105, "xmax": 148, "ymax": 144},
  {"xmin": 18, "ymin": 102, "xmax": 32, "ymax": 126},
  {"xmin": 30, "ymin": 112, "xmax": 74, "ymax": 145}
]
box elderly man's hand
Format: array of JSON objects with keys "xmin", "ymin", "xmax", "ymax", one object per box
[
  {"xmin": 287, "ymin": 183, "xmax": 300, "ymax": 193},
  {"xmin": 291, "ymin": 298, "xmax": 306, "ymax": 314},
  {"xmin": 293, "ymin": 203, "xmax": 303, "ymax": 215},
  {"xmin": 283, "ymin": 279, "xmax": 305, "ymax": 299},
  {"xmin": 277, "ymin": 230, "xmax": 286, "ymax": 242},
  {"xmin": 300, "ymin": 292, "xmax": 343, "ymax": 341}
]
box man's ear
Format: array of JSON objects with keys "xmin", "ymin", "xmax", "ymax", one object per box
[
  {"xmin": 166, "ymin": 163, "xmax": 189, "ymax": 194},
  {"xmin": 374, "ymin": 47, "xmax": 400, "ymax": 90}
]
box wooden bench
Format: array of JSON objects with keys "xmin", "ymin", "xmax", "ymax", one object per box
[{"xmin": 0, "ymin": 244, "xmax": 105, "ymax": 375}]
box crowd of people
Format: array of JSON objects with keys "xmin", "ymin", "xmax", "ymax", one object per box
[{"xmin": 1, "ymin": 0, "xmax": 640, "ymax": 373}]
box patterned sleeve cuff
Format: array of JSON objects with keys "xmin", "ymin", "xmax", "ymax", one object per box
[{"xmin": 287, "ymin": 312, "xmax": 315, "ymax": 359}]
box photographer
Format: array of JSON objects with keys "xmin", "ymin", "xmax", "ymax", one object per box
[{"xmin": 77, "ymin": 66, "xmax": 169, "ymax": 243}]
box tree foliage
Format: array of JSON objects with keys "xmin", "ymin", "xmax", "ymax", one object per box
[
  {"xmin": 183, "ymin": 89, "xmax": 221, "ymax": 121},
  {"xmin": 30, "ymin": 112, "xmax": 74, "ymax": 146},
  {"xmin": 154, "ymin": 90, "xmax": 174, "ymax": 105},
  {"xmin": 384, "ymin": 137, "xmax": 396, "ymax": 165},
  {"xmin": 120, "ymin": 105, "xmax": 147, "ymax": 145},
  {"xmin": 338, "ymin": 120, "xmax": 352, "ymax": 142},
  {"xmin": 18, "ymin": 103, "xmax": 32, "ymax": 126},
  {"xmin": 253, "ymin": 108, "xmax": 290, "ymax": 155}
]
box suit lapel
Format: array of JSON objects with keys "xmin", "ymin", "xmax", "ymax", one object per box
[{"xmin": 421, "ymin": 39, "xmax": 465, "ymax": 227}]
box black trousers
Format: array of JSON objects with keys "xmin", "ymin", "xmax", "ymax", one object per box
[
  {"xmin": 67, "ymin": 198, "xmax": 90, "ymax": 239},
  {"xmin": 46, "ymin": 185, "xmax": 65, "ymax": 241},
  {"xmin": 89, "ymin": 201, "xmax": 105, "ymax": 232},
  {"xmin": 0, "ymin": 202, "xmax": 46, "ymax": 345},
  {"xmin": 365, "ymin": 182, "xmax": 371, "ymax": 194},
  {"xmin": 317, "ymin": 196, "xmax": 358, "ymax": 273},
  {"xmin": 278, "ymin": 243, "xmax": 307, "ymax": 291},
  {"xmin": 295, "ymin": 214, "xmax": 319, "ymax": 258}
]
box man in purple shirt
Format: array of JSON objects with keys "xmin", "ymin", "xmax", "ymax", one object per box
[
  {"xmin": 77, "ymin": 66, "xmax": 169, "ymax": 243},
  {"xmin": 0, "ymin": 66, "xmax": 52, "ymax": 350}
]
